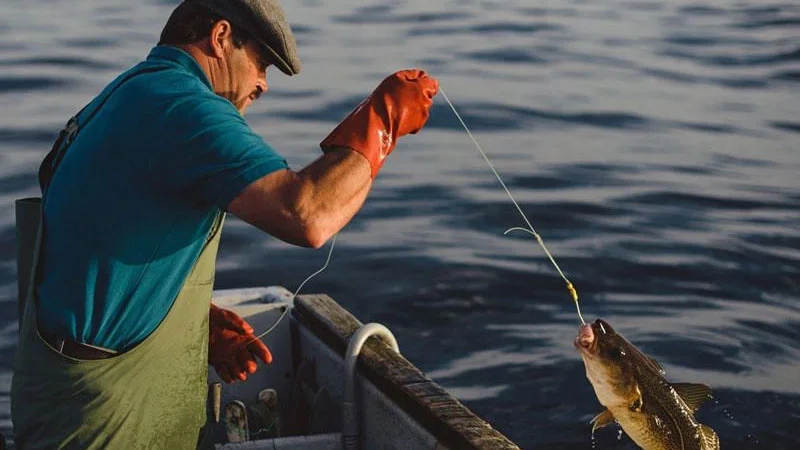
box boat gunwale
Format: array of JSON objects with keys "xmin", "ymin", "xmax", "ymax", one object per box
[{"xmin": 292, "ymin": 293, "xmax": 521, "ymax": 450}]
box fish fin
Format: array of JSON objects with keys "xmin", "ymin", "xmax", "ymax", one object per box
[
  {"xmin": 590, "ymin": 409, "xmax": 615, "ymax": 432},
  {"xmin": 672, "ymin": 383, "xmax": 713, "ymax": 411},
  {"xmin": 699, "ymin": 424, "xmax": 720, "ymax": 449},
  {"xmin": 648, "ymin": 356, "xmax": 664, "ymax": 373}
]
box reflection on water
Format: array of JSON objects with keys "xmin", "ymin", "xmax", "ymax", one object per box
[{"xmin": 1, "ymin": 0, "xmax": 798, "ymax": 448}]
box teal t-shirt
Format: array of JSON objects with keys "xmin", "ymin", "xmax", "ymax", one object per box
[{"xmin": 36, "ymin": 46, "xmax": 289, "ymax": 351}]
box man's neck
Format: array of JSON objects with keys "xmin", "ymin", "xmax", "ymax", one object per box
[{"xmin": 175, "ymin": 43, "xmax": 217, "ymax": 89}]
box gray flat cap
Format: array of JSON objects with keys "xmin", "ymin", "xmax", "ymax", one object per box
[{"xmin": 189, "ymin": 0, "xmax": 301, "ymax": 75}]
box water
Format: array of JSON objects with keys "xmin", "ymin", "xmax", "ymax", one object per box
[{"xmin": 1, "ymin": 0, "xmax": 798, "ymax": 448}]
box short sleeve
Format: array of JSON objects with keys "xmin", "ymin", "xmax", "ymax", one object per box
[{"xmin": 152, "ymin": 89, "xmax": 289, "ymax": 209}]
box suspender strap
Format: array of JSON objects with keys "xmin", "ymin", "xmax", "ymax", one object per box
[{"xmin": 38, "ymin": 65, "xmax": 167, "ymax": 195}]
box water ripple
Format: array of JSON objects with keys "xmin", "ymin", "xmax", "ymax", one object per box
[
  {"xmin": 515, "ymin": 7, "xmax": 580, "ymax": 18},
  {"xmin": 61, "ymin": 37, "xmax": 120, "ymax": 49},
  {"xmin": 733, "ymin": 16, "xmax": 800, "ymax": 29},
  {"xmin": 678, "ymin": 5, "xmax": 726, "ymax": 16},
  {"xmin": 663, "ymin": 46, "xmax": 799, "ymax": 66},
  {"xmin": 619, "ymin": 191, "xmax": 781, "ymax": 211},
  {"xmin": 461, "ymin": 47, "xmax": 549, "ymax": 65},
  {"xmin": 0, "ymin": 56, "xmax": 116, "ymax": 70},
  {"xmin": 769, "ymin": 121, "xmax": 800, "ymax": 133},
  {"xmin": 507, "ymin": 164, "xmax": 636, "ymax": 190},
  {"xmin": 0, "ymin": 173, "xmax": 37, "ymax": 194},
  {"xmin": 645, "ymin": 335, "xmax": 748, "ymax": 372},
  {"xmin": 0, "ymin": 76, "xmax": 72, "ymax": 93},
  {"xmin": 428, "ymin": 102, "xmax": 654, "ymax": 131},
  {"xmin": 772, "ymin": 70, "xmax": 800, "ymax": 83},
  {"xmin": 333, "ymin": 9, "xmax": 471, "ymax": 25},
  {"xmin": 408, "ymin": 22, "xmax": 562, "ymax": 38},
  {"xmin": 1, "ymin": 124, "xmax": 57, "ymax": 140}
]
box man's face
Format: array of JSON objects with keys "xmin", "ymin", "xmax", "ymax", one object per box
[{"xmin": 219, "ymin": 37, "xmax": 270, "ymax": 114}]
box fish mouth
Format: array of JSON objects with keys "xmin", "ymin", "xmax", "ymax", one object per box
[{"xmin": 574, "ymin": 323, "xmax": 596, "ymax": 353}]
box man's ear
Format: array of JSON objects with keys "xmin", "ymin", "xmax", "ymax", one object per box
[{"xmin": 208, "ymin": 20, "xmax": 233, "ymax": 59}]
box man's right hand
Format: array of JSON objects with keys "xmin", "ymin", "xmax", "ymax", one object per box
[
  {"xmin": 320, "ymin": 69, "xmax": 439, "ymax": 178},
  {"xmin": 228, "ymin": 71, "xmax": 437, "ymax": 248},
  {"xmin": 208, "ymin": 304, "xmax": 272, "ymax": 383}
]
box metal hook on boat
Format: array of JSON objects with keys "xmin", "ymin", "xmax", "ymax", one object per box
[{"xmin": 343, "ymin": 323, "xmax": 400, "ymax": 450}]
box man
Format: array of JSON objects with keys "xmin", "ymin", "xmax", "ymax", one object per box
[{"xmin": 10, "ymin": 0, "xmax": 438, "ymax": 448}]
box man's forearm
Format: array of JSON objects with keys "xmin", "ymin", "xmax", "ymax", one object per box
[
  {"xmin": 293, "ymin": 147, "xmax": 373, "ymax": 245},
  {"xmin": 227, "ymin": 146, "xmax": 372, "ymax": 248}
]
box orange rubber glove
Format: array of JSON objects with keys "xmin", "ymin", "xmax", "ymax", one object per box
[
  {"xmin": 320, "ymin": 69, "xmax": 439, "ymax": 178},
  {"xmin": 209, "ymin": 304, "xmax": 272, "ymax": 383}
]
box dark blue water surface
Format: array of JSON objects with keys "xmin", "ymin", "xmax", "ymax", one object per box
[{"xmin": 1, "ymin": 1, "xmax": 798, "ymax": 448}]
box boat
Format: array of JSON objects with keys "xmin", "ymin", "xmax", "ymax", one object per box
[
  {"xmin": 201, "ymin": 286, "xmax": 521, "ymax": 449},
  {"xmin": 11, "ymin": 198, "xmax": 521, "ymax": 449},
  {"xmin": 4, "ymin": 285, "xmax": 521, "ymax": 449}
]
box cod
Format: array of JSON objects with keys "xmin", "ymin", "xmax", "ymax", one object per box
[{"xmin": 574, "ymin": 319, "xmax": 720, "ymax": 450}]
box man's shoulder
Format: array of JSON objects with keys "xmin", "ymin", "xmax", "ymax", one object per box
[
  {"xmin": 122, "ymin": 61, "xmax": 212, "ymax": 101},
  {"xmin": 116, "ymin": 62, "xmax": 240, "ymax": 127}
]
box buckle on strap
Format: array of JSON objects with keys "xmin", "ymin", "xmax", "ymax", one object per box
[
  {"xmin": 41, "ymin": 332, "xmax": 116, "ymax": 360},
  {"xmin": 54, "ymin": 338, "xmax": 65, "ymax": 354},
  {"xmin": 63, "ymin": 115, "xmax": 79, "ymax": 146}
]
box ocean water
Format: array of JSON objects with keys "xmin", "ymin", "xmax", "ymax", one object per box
[{"xmin": 1, "ymin": 0, "xmax": 798, "ymax": 448}]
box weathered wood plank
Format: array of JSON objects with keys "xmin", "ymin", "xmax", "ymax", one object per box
[{"xmin": 293, "ymin": 294, "xmax": 521, "ymax": 450}]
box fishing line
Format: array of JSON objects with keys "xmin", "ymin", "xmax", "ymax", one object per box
[
  {"xmin": 438, "ymin": 88, "xmax": 586, "ymax": 325},
  {"xmin": 246, "ymin": 234, "xmax": 338, "ymax": 342},
  {"xmin": 227, "ymin": 237, "xmax": 336, "ymax": 386},
  {"xmin": 244, "ymin": 85, "xmax": 586, "ymax": 347}
]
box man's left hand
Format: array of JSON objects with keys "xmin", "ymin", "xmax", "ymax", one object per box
[{"xmin": 208, "ymin": 304, "xmax": 272, "ymax": 383}]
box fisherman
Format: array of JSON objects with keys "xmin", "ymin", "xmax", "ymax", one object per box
[{"xmin": 10, "ymin": 0, "xmax": 438, "ymax": 448}]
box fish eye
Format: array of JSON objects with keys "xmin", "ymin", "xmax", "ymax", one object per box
[
  {"xmin": 595, "ymin": 319, "xmax": 615, "ymax": 336},
  {"xmin": 611, "ymin": 347, "xmax": 626, "ymax": 358}
]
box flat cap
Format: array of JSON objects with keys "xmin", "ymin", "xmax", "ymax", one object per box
[{"xmin": 189, "ymin": 0, "xmax": 301, "ymax": 75}]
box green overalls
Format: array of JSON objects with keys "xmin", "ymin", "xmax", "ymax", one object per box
[
  {"xmin": 11, "ymin": 63, "xmax": 229, "ymax": 448},
  {"xmin": 12, "ymin": 210, "xmax": 223, "ymax": 449}
]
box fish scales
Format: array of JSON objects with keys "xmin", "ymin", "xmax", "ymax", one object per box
[
  {"xmin": 574, "ymin": 319, "xmax": 719, "ymax": 450},
  {"xmin": 626, "ymin": 375, "xmax": 705, "ymax": 449}
]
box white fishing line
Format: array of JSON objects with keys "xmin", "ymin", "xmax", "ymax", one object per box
[
  {"xmin": 251, "ymin": 234, "xmax": 338, "ymax": 340},
  {"xmin": 246, "ymin": 85, "xmax": 587, "ymax": 347},
  {"xmin": 439, "ymin": 88, "xmax": 586, "ymax": 325}
]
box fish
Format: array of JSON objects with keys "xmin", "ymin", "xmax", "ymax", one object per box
[{"xmin": 574, "ymin": 319, "xmax": 720, "ymax": 450}]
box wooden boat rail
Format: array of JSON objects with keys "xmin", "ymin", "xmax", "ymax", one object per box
[{"xmin": 293, "ymin": 294, "xmax": 520, "ymax": 450}]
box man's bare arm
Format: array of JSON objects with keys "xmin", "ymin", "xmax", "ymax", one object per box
[{"xmin": 227, "ymin": 147, "xmax": 372, "ymax": 248}]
